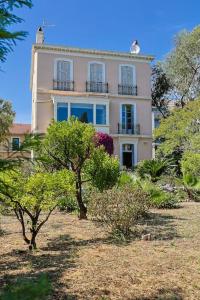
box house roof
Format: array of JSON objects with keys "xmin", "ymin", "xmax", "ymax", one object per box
[{"xmin": 9, "ymin": 123, "xmax": 31, "ymax": 135}]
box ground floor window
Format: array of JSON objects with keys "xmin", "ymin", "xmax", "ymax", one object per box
[
  {"xmin": 57, "ymin": 103, "xmax": 68, "ymax": 121},
  {"xmin": 12, "ymin": 137, "xmax": 20, "ymax": 151},
  {"xmin": 71, "ymin": 103, "xmax": 93, "ymax": 123},
  {"xmin": 122, "ymin": 144, "xmax": 134, "ymax": 169}
]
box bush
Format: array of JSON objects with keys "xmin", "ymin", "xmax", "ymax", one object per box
[
  {"xmin": 136, "ymin": 159, "xmax": 168, "ymax": 182},
  {"xmin": 58, "ymin": 196, "xmax": 78, "ymax": 212},
  {"xmin": 0, "ymin": 275, "xmax": 51, "ymax": 300},
  {"xmin": 139, "ymin": 180, "xmax": 178, "ymax": 209},
  {"xmin": 117, "ymin": 171, "xmax": 135, "ymax": 187},
  {"xmin": 95, "ymin": 132, "xmax": 114, "ymax": 155},
  {"xmin": 181, "ymin": 152, "xmax": 200, "ymax": 178},
  {"xmin": 88, "ymin": 186, "xmax": 149, "ymax": 236}
]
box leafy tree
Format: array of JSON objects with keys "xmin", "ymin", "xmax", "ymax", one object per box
[
  {"xmin": 151, "ymin": 63, "xmax": 172, "ymax": 118},
  {"xmin": 40, "ymin": 118, "xmax": 120, "ymax": 219},
  {"xmin": 164, "ymin": 26, "xmax": 200, "ymax": 107},
  {"xmin": 155, "ymin": 99, "xmax": 200, "ymax": 173},
  {"xmin": 181, "ymin": 152, "xmax": 200, "ymax": 178},
  {"xmin": 0, "ymin": 167, "xmax": 74, "ymax": 249},
  {"xmin": 136, "ymin": 159, "xmax": 168, "ymax": 182},
  {"xmin": 0, "ymin": 99, "xmax": 15, "ymax": 143},
  {"xmin": 0, "ymin": 0, "xmax": 33, "ymax": 63},
  {"xmin": 95, "ymin": 132, "xmax": 114, "ymax": 155}
]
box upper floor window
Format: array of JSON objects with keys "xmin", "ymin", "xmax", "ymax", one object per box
[
  {"xmin": 119, "ymin": 65, "xmax": 137, "ymax": 95},
  {"xmin": 53, "ymin": 59, "xmax": 74, "ymax": 91},
  {"xmin": 89, "ymin": 62, "xmax": 105, "ymax": 82}
]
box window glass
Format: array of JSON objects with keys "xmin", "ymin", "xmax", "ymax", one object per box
[
  {"xmin": 96, "ymin": 105, "xmax": 106, "ymax": 124},
  {"xmin": 71, "ymin": 103, "xmax": 93, "ymax": 123},
  {"xmin": 90, "ymin": 63, "xmax": 103, "ymax": 82},
  {"xmin": 12, "ymin": 138, "xmax": 20, "ymax": 151},
  {"xmin": 57, "ymin": 103, "xmax": 68, "ymax": 121},
  {"xmin": 121, "ymin": 65, "xmax": 135, "ymax": 85},
  {"xmin": 122, "ymin": 104, "xmax": 134, "ymax": 130},
  {"xmin": 57, "ymin": 60, "xmax": 71, "ymax": 81}
]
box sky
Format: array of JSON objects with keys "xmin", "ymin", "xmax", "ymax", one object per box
[{"xmin": 0, "ymin": 0, "xmax": 200, "ymax": 124}]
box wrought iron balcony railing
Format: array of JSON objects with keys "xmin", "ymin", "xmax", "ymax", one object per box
[
  {"xmin": 53, "ymin": 80, "xmax": 74, "ymax": 91},
  {"xmin": 86, "ymin": 81, "xmax": 109, "ymax": 93},
  {"xmin": 117, "ymin": 123, "xmax": 140, "ymax": 135},
  {"xmin": 118, "ymin": 84, "xmax": 137, "ymax": 96}
]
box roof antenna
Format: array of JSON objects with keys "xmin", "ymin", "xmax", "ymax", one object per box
[
  {"xmin": 42, "ymin": 19, "xmax": 56, "ymax": 30},
  {"xmin": 36, "ymin": 19, "xmax": 55, "ymax": 44}
]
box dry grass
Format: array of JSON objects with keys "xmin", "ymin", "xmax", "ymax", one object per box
[{"xmin": 1, "ymin": 202, "xmax": 200, "ymax": 299}]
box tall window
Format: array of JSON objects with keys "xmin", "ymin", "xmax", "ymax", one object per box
[
  {"xmin": 12, "ymin": 138, "xmax": 20, "ymax": 151},
  {"xmin": 120, "ymin": 65, "xmax": 136, "ymax": 86},
  {"xmin": 56, "ymin": 60, "xmax": 71, "ymax": 82},
  {"xmin": 71, "ymin": 103, "xmax": 93, "ymax": 123},
  {"xmin": 57, "ymin": 103, "xmax": 68, "ymax": 121},
  {"xmin": 122, "ymin": 144, "xmax": 134, "ymax": 169},
  {"xmin": 89, "ymin": 62, "xmax": 104, "ymax": 82},
  {"xmin": 122, "ymin": 104, "xmax": 135, "ymax": 133}
]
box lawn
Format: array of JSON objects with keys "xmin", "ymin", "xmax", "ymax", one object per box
[{"xmin": 1, "ymin": 202, "xmax": 200, "ymax": 299}]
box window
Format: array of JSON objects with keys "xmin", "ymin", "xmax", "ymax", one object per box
[
  {"xmin": 89, "ymin": 62, "xmax": 104, "ymax": 82},
  {"xmin": 120, "ymin": 65, "xmax": 136, "ymax": 85},
  {"xmin": 57, "ymin": 103, "xmax": 68, "ymax": 121},
  {"xmin": 122, "ymin": 104, "xmax": 135, "ymax": 132},
  {"xmin": 56, "ymin": 60, "xmax": 71, "ymax": 82},
  {"xmin": 12, "ymin": 138, "xmax": 20, "ymax": 151},
  {"xmin": 96, "ymin": 105, "xmax": 106, "ymax": 125},
  {"xmin": 71, "ymin": 103, "xmax": 93, "ymax": 123}
]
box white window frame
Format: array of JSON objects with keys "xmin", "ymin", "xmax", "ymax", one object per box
[
  {"xmin": 53, "ymin": 96, "xmax": 109, "ymax": 126},
  {"xmin": 88, "ymin": 61, "xmax": 106, "ymax": 82},
  {"xmin": 120, "ymin": 140, "xmax": 138, "ymax": 166},
  {"xmin": 119, "ymin": 101, "xmax": 137, "ymax": 127},
  {"xmin": 119, "ymin": 64, "xmax": 136, "ymax": 85},
  {"xmin": 11, "ymin": 136, "xmax": 20, "ymax": 151},
  {"xmin": 54, "ymin": 58, "xmax": 73, "ymax": 81}
]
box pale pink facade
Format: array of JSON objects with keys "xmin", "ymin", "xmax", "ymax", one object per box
[{"xmin": 31, "ymin": 30, "xmax": 153, "ymax": 168}]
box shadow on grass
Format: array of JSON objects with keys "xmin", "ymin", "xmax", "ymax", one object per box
[
  {"xmin": 0, "ymin": 234, "xmax": 78, "ymax": 299},
  {"xmin": 134, "ymin": 287, "xmax": 183, "ymax": 300}
]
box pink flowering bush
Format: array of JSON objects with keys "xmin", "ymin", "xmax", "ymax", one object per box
[{"xmin": 95, "ymin": 132, "xmax": 114, "ymax": 155}]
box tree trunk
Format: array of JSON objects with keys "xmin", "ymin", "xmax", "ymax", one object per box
[
  {"xmin": 76, "ymin": 175, "xmax": 87, "ymax": 220},
  {"xmin": 29, "ymin": 231, "xmax": 37, "ymax": 250}
]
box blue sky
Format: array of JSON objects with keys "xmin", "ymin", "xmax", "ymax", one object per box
[{"xmin": 0, "ymin": 0, "xmax": 200, "ymax": 123}]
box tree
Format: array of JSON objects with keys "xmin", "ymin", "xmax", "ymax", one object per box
[
  {"xmin": 0, "ymin": 167, "xmax": 74, "ymax": 249},
  {"xmin": 0, "ymin": 98, "xmax": 15, "ymax": 143},
  {"xmin": 40, "ymin": 118, "xmax": 120, "ymax": 219},
  {"xmin": 0, "ymin": 0, "xmax": 33, "ymax": 63},
  {"xmin": 155, "ymin": 99, "xmax": 200, "ymax": 174},
  {"xmin": 95, "ymin": 132, "xmax": 114, "ymax": 155},
  {"xmin": 164, "ymin": 26, "xmax": 200, "ymax": 107},
  {"xmin": 151, "ymin": 63, "xmax": 172, "ymax": 118}
]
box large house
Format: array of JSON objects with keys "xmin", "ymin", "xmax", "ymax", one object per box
[{"xmin": 30, "ymin": 28, "xmax": 154, "ymax": 168}]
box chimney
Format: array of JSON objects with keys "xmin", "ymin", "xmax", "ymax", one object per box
[{"xmin": 36, "ymin": 27, "xmax": 44, "ymax": 44}]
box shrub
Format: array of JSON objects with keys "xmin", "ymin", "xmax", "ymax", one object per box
[
  {"xmin": 181, "ymin": 152, "xmax": 200, "ymax": 178},
  {"xmin": 136, "ymin": 159, "xmax": 168, "ymax": 182},
  {"xmin": 88, "ymin": 186, "xmax": 149, "ymax": 236},
  {"xmin": 0, "ymin": 275, "xmax": 51, "ymax": 300},
  {"xmin": 58, "ymin": 196, "xmax": 78, "ymax": 212},
  {"xmin": 95, "ymin": 132, "xmax": 114, "ymax": 155},
  {"xmin": 117, "ymin": 171, "xmax": 134, "ymax": 187},
  {"xmin": 139, "ymin": 180, "xmax": 178, "ymax": 209}
]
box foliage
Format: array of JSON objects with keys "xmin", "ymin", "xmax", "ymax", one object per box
[
  {"xmin": 95, "ymin": 132, "xmax": 114, "ymax": 155},
  {"xmin": 0, "ymin": 167, "xmax": 74, "ymax": 249},
  {"xmin": 0, "ymin": 99, "xmax": 15, "ymax": 143},
  {"xmin": 0, "ymin": 0, "xmax": 33, "ymax": 63},
  {"xmin": 58, "ymin": 195, "xmax": 78, "ymax": 212},
  {"xmin": 117, "ymin": 171, "xmax": 134, "ymax": 187},
  {"xmin": 136, "ymin": 159, "xmax": 168, "ymax": 182},
  {"xmin": 88, "ymin": 186, "xmax": 149, "ymax": 237},
  {"xmin": 181, "ymin": 152, "xmax": 200, "ymax": 178},
  {"xmin": 41, "ymin": 118, "xmax": 120, "ymax": 219},
  {"xmin": 155, "ymin": 100, "xmax": 200, "ymax": 174},
  {"xmin": 0, "ymin": 274, "xmax": 51, "ymax": 300},
  {"xmin": 138, "ymin": 180, "xmax": 178, "ymax": 209},
  {"xmin": 151, "ymin": 63, "xmax": 172, "ymax": 118},
  {"xmin": 182, "ymin": 173, "xmax": 200, "ymax": 202},
  {"xmin": 164, "ymin": 26, "xmax": 200, "ymax": 107}
]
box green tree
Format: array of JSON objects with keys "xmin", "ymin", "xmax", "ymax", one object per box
[
  {"xmin": 151, "ymin": 63, "xmax": 172, "ymax": 118},
  {"xmin": 0, "ymin": 0, "xmax": 33, "ymax": 63},
  {"xmin": 164, "ymin": 26, "xmax": 200, "ymax": 107},
  {"xmin": 0, "ymin": 99, "xmax": 15, "ymax": 143},
  {"xmin": 0, "ymin": 167, "xmax": 74, "ymax": 249},
  {"xmin": 41, "ymin": 118, "xmax": 120, "ymax": 219},
  {"xmin": 155, "ymin": 99, "xmax": 200, "ymax": 174}
]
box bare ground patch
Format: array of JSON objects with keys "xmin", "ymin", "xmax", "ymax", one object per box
[{"xmin": 1, "ymin": 202, "xmax": 200, "ymax": 299}]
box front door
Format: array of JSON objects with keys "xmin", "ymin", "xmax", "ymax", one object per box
[{"xmin": 122, "ymin": 144, "xmax": 134, "ymax": 169}]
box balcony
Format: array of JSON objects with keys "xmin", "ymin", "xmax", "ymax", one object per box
[
  {"xmin": 53, "ymin": 80, "xmax": 74, "ymax": 91},
  {"xmin": 117, "ymin": 123, "xmax": 140, "ymax": 135},
  {"xmin": 118, "ymin": 84, "xmax": 137, "ymax": 96},
  {"xmin": 86, "ymin": 81, "xmax": 109, "ymax": 93}
]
